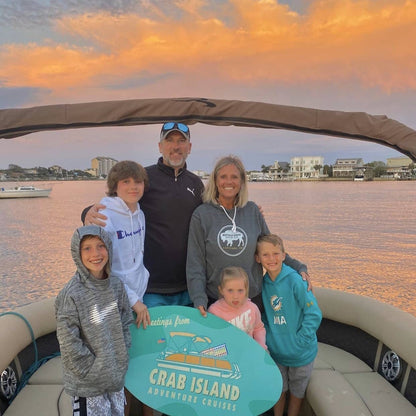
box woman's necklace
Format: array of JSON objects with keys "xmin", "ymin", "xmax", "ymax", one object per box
[{"xmin": 220, "ymin": 204, "xmax": 237, "ymax": 232}]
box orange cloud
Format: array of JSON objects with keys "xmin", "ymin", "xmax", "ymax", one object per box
[{"xmin": 0, "ymin": 0, "xmax": 415, "ymax": 94}]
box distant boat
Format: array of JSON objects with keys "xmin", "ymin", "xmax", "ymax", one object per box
[{"xmin": 0, "ymin": 185, "xmax": 51, "ymax": 199}]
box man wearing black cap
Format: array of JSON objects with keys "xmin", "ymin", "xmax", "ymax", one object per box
[{"xmin": 83, "ymin": 122, "xmax": 204, "ymax": 311}]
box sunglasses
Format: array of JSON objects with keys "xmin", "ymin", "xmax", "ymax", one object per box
[{"xmin": 161, "ymin": 122, "xmax": 190, "ymax": 134}]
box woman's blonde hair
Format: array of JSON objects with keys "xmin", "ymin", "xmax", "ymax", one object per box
[
  {"xmin": 219, "ymin": 266, "xmax": 249, "ymax": 297},
  {"xmin": 203, "ymin": 155, "xmax": 248, "ymax": 207},
  {"xmin": 106, "ymin": 160, "xmax": 148, "ymax": 196}
]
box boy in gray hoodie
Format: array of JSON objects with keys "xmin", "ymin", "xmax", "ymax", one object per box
[{"xmin": 55, "ymin": 225, "xmax": 132, "ymax": 416}]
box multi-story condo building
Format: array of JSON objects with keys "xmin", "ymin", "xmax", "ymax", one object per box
[
  {"xmin": 91, "ymin": 157, "xmax": 118, "ymax": 177},
  {"xmin": 290, "ymin": 156, "xmax": 324, "ymax": 179},
  {"xmin": 332, "ymin": 158, "xmax": 364, "ymax": 178}
]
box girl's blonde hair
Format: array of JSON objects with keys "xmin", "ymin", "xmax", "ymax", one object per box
[
  {"xmin": 203, "ymin": 155, "xmax": 248, "ymax": 207},
  {"xmin": 106, "ymin": 160, "xmax": 148, "ymax": 196},
  {"xmin": 219, "ymin": 266, "xmax": 249, "ymax": 297}
]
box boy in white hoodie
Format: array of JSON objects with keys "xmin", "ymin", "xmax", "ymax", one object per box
[
  {"xmin": 101, "ymin": 161, "xmax": 154, "ymax": 416},
  {"xmin": 100, "ymin": 160, "xmax": 150, "ymax": 329}
]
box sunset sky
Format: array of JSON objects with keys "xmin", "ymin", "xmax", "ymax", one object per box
[{"xmin": 1, "ymin": 0, "xmax": 415, "ymax": 171}]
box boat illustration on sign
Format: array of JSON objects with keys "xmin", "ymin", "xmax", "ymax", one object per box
[{"xmin": 156, "ymin": 331, "xmax": 241, "ymax": 379}]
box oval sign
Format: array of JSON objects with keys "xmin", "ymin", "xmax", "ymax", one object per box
[{"xmin": 125, "ymin": 305, "xmax": 282, "ymax": 416}]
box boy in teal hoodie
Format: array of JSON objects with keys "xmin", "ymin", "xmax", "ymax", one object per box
[{"xmin": 256, "ymin": 234, "xmax": 321, "ymax": 416}]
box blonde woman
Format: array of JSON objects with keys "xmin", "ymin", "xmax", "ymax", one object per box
[{"xmin": 186, "ymin": 155, "xmax": 309, "ymax": 316}]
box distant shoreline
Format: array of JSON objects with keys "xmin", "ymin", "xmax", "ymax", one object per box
[{"xmin": 1, "ymin": 177, "xmax": 414, "ymax": 183}]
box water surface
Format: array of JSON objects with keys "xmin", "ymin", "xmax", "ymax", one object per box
[{"xmin": 1, "ymin": 180, "xmax": 415, "ymax": 316}]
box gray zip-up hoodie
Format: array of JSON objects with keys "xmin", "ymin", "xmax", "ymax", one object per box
[
  {"xmin": 187, "ymin": 201, "xmax": 307, "ymax": 310},
  {"xmin": 55, "ymin": 225, "xmax": 133, "ymax": 397}
]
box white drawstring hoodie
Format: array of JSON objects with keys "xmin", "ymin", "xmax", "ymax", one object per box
[{"xmin": 99, "ymin": 196, "xmax": 149, "ymax": 307}]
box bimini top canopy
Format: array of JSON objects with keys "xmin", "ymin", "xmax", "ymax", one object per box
[{"xmin": 1, "ymin": 97, "xmax": 415, "ymax": 161}]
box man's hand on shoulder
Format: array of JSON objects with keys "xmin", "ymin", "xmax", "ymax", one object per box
[{"xmin": 84, "ymin": 203, "xmax": 107, "ymax": 226}]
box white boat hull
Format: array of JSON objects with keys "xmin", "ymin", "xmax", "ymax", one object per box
[{"xmin": 0, "ymin": 188, "xmax": 51, "ymax": 199}]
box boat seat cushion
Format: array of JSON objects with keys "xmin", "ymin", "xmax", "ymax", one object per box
[
  {"xmin": 3, "ymin": 384, "xmax": 71, "ymax": 416},
  {"xmin": 0, "ymin": 298, "xmax": 57, "ymax": 373},
  {"xmin": 344, "ymin": 372, "xmax": 416, "ymax": 416},
  {"xmin": 308, "ymin": 343, "xmax": 416, "ymax": 416},
  {"xmin": 314, "ymin": 342, "xmax": 372, "ymax": 373},
  {"xmin": 307, "ymin": 369, "xmax": 373, "ymax": 416},
  {"xmin": 27, "ymin": 356, "xmax": 63, "ymax": 385}
]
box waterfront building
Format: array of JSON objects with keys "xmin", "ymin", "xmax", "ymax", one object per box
[
  {"xmin": 269, "ymin": 161, "xmax": 292, "ymax": 181},
  {"xmin": 386, "ymin": 157, "xmax": 413, "ymax": 179},
  {"xmin": 49, "ymin": 165, "xmax": 63, "ymax": 176},
  {"xmin": 249, "ymin": 171, "xmax": 273, "ymax": 181},
  {"xmin": 290, "ymin": 156, "xmax": 324, "ymax": 179},
  {"xmin": 84, "ymin": 169, "xmax": 98, "ymax": 177},
  {"xmin": 332, "ymin": 158, "xmax": 364, "ymax": 178},
  {"xmin": 91, "ymin": 156, "xmax": 118, "ymax": 177},
  {"xmin": 192, "ymin": 170, "xmax": 209, "ymax": 179}
]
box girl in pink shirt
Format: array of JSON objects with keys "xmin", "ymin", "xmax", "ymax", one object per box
[{"xmin": 208, "ymin": 266, "xmax": 267, "ymax": 350}]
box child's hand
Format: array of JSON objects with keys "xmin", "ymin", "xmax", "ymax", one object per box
[
  {"xmin": 301, "ymin": 271, "xmax": 313, "ymax": 292},
  {"xmin": 197, "ymin": 305, "xmax": 207, "ymax": 318},
  {"xmin": 133, "ymin": 301, "xmax": 150, "ymax": 329}
]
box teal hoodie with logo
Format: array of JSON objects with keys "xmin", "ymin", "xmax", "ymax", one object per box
[{"xmin": 262, "ymin": 263, "xmax": 322, "ymax": 367}]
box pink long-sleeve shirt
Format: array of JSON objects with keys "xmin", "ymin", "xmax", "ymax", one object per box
[{"xmin": 208, "ymin": 298, "xmax": 268, "ymax": 350}]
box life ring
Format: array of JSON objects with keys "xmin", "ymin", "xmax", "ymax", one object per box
[
  {"xmin": 0, "ymin": 366, "xmax": 18, "ymax": 400},
  {"xmin": 381, "ymin": 350, "xmax": 401, "ymax": 381}
]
